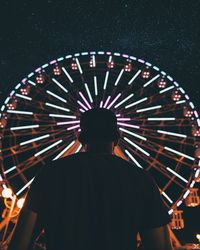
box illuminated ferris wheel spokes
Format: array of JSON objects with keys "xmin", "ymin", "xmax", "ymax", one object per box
[{"xmin": 0, "ymin": 51, "xmax": 200, "ymax": 212}]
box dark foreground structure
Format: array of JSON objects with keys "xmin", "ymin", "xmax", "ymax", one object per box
[{"xmin": 9, "ymin": 108, "xmax": 172, "ymax": 250}]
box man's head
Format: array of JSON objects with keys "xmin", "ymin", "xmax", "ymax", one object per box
[{"xmin": 78, "ymin": 108, "xmax": 120, "ymax": 148}]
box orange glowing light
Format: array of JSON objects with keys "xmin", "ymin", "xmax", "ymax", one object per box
[{"xmin": 195, "ymin": 148, "xmax": 200, "ymax": 158}]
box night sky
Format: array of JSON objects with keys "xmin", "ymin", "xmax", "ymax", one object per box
[{"xmin": 0, "ymin": 0, "xmax": 200, "ymax": 244}]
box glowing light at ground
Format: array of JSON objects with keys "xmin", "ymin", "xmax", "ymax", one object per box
[
  {"xmin": 17, "ymin": 198, "xmax": 25, "ymax": 209},
  {"xmin": 2, "ymin": 188, "xmax": 12, "ymax": 198}
]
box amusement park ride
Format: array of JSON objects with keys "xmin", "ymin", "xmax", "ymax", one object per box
[{"xmin": 0, "ymin": 51, "xmax": 199, "ymax": 249}]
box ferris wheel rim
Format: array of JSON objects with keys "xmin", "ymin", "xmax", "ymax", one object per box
[{"xmin": 0, "ymin": 50, "xmax": 200, "ymax": 213}]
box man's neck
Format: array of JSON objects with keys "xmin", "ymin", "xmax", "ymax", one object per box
[{"xmin": 84, "ymin": 142, "xmax": 114, "ymax": 154}]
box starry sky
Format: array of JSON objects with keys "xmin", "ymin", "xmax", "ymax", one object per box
[
  {"xmin": 0, "ymin": 1, "xmax": 199, "ymax": 108},
  {"xmin": 0, "ymin": 0, "xmax": 199, "ymax": 244}
]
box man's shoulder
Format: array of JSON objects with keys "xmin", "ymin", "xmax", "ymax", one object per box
[
  {"xmin": 60, "ymin": 153, "xmax": 146, "ymax": 173},
  {"xmin": 39, "ymin": 152, "xmax": 148, "ymax": 180},
  {"xmin": 112, "ymin": 155, "xmax": 146, "ymax": 174}
]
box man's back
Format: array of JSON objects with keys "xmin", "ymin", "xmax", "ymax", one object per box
[{"xmin": 26, "ymin": 152, "xmax": 170, "ymax": 250}]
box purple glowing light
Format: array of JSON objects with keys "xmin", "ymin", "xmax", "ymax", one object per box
[
  {"xmin": 79, "ymin": 108, "xmax": 85, "ymax": 113},
  {"xmin": 103, "ymin": 96, "xmax": 111, "ymax": 108},
  {"xmin": 107, "ymin": 93, "xmax": 122, "ymax": 109},
  {"xmin": 50, "ymin": 60, "xmax": 57, "ymax": 65},
  {"xmin": 35, "ymin": 67, "xmax": 42, "ymax": 73},
  {"xmin": 67, "ymin": 124, "xmax": 80, "ymax": 131},
  {"xmin": 122, "ymin": 54, "xmax": 129, "ymax": 58},
  {"xmin": 79, "ymin": 92, "xmax": 92, "ymax": 109},
  {"xmin": 57, "ymin": 120, "xmax": 80, "ymax": 126},
  {"xmin": 138, "ymin": 59, "xmax": 145, "ymax": 63},
  {"xmin": 117, "ymin": 122, "xmax": 140, "ymax": 129},
  {"xmin": 77, "ymin": 100, "xmax": 89, "ymax": 111},
  {"xmin": 117, "ymin": 118, "xmax": 131, "ymax": 121}
]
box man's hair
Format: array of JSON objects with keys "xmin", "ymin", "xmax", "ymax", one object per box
[{"xmin": 78, "ymin": 108, "xmax": 120, "ymax": 145}]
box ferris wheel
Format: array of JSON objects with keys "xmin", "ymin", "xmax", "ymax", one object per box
[{"xmin": 0, "ymin": 51, "xmax": 200, "ymax": 245}]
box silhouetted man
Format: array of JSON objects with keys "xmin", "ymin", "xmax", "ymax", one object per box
[{"xmin": 9, "ymin": 108, "xmax": 172, "ymax": 250}]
